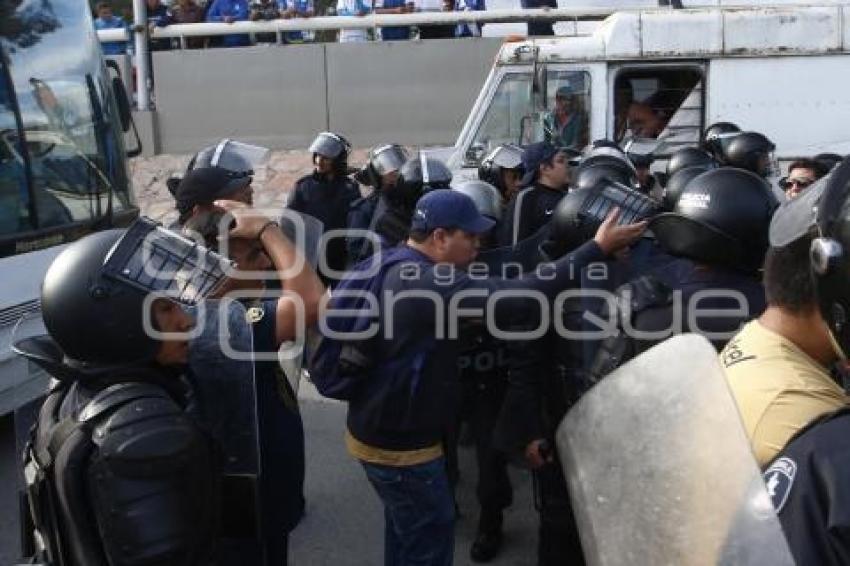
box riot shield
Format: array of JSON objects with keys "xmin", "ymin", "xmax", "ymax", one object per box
[
  {"xmin": 277, "ymin": 210, "xmax": 325, "ymax": 394},
  {"xmin": 189, "ymin": 298, "xmax": 259, "ymax": 478},
  {"xmin": 475, "ymin": 224, "xmax": 549, "ymax": 276},
  {"xmin": 556, "ymin": 334, "xmax": 794, "ymax": 566}
]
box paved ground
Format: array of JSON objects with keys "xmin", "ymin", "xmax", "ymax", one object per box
[{"xmin": 1, "ymin": 393, "xmax": 539, "ymax": 566}]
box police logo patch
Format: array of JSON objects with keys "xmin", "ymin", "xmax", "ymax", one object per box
[
  {"xmin": 763, "ymin": 457, "xmax": 797, "ymax": 514},
  {"xmin": 245, "ymin": 306, "xmax": 265, "ymax": 324}
]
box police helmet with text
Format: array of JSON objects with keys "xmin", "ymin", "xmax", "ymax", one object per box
[
  {"xmin": 661, "ymin": 164, "xmax": 714, "ymax": 212},
  {"xmin": 665, "ymin": 147, "xmax": 717, "ymax": 178},
  {"xmin": 478, "ymin": 144, "xmax": 524, "ymax": 196},
  {"xmin": 650, "ymin": 168, "xmax": 778, "ymax": 272},
  {"xmin": 453, "ymin": 180, "xmax": 503, "ymax": 222}
]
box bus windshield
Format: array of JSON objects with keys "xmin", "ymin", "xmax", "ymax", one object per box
[{"xmin": 0, "ymin": 0, "xmax": 135, "ymax": 256}]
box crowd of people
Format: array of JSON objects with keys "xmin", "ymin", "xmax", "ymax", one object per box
[
  {"xmin": 93, "ymin": 0, "xmax": 513, "ymax": 53},
  {"xmin": 14, "ymin": 124, "xmax": 850, "ymax": 566}
]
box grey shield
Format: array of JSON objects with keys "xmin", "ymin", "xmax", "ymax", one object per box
[
  {"xmin": 189, "ymin": 299, "xmax": 259, "ymax": 478},
  {"xmin": 277, "ymin": 210, "xmax": 325, "ymax": 394},
  {"xmin": 556, "ymin": 334, "xmax": 794, "ymax": 566},
  {"xmin": 476, "ymin": 224, "xmax": 549, "ymax": 276}
]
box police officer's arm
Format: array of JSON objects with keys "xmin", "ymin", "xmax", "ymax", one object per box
[{"xmin": 219, "ymin": 200, "xmax": 326, "ymax": 345}]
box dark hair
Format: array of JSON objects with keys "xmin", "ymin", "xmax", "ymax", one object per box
[
  {"xmin": 788, "ymin": 158, "xmax": 828, "ymax": 180},
  {"xmin": 96, "ymin": 2, "xmax": 112, "ymax": 11},
  {"xmin": 763, "ymin": 235, "xmax": 817, "ymax": 313},
  {"xmin": 408, "ymin": 227, "xmax": 460, "ymax": 243}
]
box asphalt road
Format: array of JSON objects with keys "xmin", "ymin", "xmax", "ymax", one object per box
[{"xmin": 1, "ymin": 396, "xmax": 539, "ymax": 566}]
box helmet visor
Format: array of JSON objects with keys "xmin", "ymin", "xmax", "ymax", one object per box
[
  {"xmin": 371, "ymin": 145, "xmax": 409, "ymax": 176},
  {"xmin": 103, "ymin": 218, "xmax": 233, "ymax": 306},
  {"xmin": 487, "ymin": 145, "xmax": 524, "ymax": 170},
  {"xmin": 309, "ymin": 132, "xmax": 349, "ymax": 159}
]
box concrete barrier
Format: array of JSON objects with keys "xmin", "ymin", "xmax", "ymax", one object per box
[{"xmin": 136, "ymin": 38, "xmax": 501, "ymax": 155}]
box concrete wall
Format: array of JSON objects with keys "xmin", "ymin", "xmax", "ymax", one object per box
[{"xmin": 145, "ymin": 38, "xmax": 501, "ymax": 155}]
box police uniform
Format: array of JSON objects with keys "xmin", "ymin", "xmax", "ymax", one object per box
[
  {"xmin": 722, "ymin": 320, "xmax": 849, "ymax": 468},
  {"xmin": 289, "ymin": 172, "xmax": 360, "ymax": 277},
  {"xmin": 765, "ymin": 408, "xmax": 850, "ymax": 566}
]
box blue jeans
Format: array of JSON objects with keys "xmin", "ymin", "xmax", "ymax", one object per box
[{"xmin": 361, "ymin": 457, "xmax": 455, "ymax": 566}]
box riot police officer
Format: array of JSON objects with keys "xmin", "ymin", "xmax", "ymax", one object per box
[
  {"xmin": 590, "ymin": 167, "xmax": 774, "ymax": 381},
  {"xmin": 368, "ymin": 154, "xmax": 453, "ymax": 251},
  {"xmin": 499, "ymin": 141, "xmax": 577, "ymax": 247},
  {"xmin": 700, "ymin": 121, "xmax": 740, "ymax": 163},
  {"xmin": 724, "ymin": 131, "xmax": 779, "ymax": 179},
  {"xmin": 756, "ymin": 157, "xmax": 850, "ymax": 565},
  {"xmin": 665, "ymin": 146, "xmax": 717, "ymax": 178},
  {"xmin": 288, "ymin": 131, "xmax": 361, "ymax": 280},
  {"xmin": 478, "ymin": 143, "xmax": 525, "ymax": 203},
  {"xmin": 347, "ymin": 143, "xmax": 409, "ymax": 264},
  {"xmin": 15, "ymin": 226, "xmax": 229, "ymax": 566}
]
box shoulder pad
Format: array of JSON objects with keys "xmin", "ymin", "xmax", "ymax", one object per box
[{"xmin": 79, "ymin": 382, "xmax": 174, "ymax": 424}]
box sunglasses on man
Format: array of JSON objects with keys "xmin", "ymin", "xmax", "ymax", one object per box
[{"xmin": 779, "ymin": 176, "xmax": 816, "ymax": 190}]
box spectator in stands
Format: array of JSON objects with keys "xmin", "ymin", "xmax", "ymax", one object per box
[
  {"xmin": 280, "ymin": 0, "xmax": 316, "ymax": 43},
  {"xmin": 374, "ymin": 0, "xmax": 413, "ymax": 41},
  {"xmin": 781, "ymin": 158, "xmax": 829, "ymax": 199},
  {"xmin": 206, "ymin": 0, "xmax": 251, "ymax": 47},
  {"xmin": 454, "ymin": 0, "xmax": 484, "ymax": 37},
  {"xmin": 146, "ymin": 0, "xmax": 173, "ymax": 51},
  {"xmin": 416, "ymin": 0, "xmax": 455, "ymax": 39},
  {"xmin": 94, "ymin": 2, "xmax": 128, "ymax": 55},
  {"xmin": 168, "ymin": 0, "xmax": 205, "ymax": 48},
  {"xmin": 522, "ymin": 0, "xmax": 555, "ymax": 36},
  {"xmin": 337, "ymin": 0, "xmax": 371, "ymax": 42},
  {"xmin": 250, "ymin": 0, "xmax": 280, "ymax": 43}
]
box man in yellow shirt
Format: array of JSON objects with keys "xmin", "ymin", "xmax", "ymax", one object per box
[{"xmin": 722, "ymin": 179, "xmax": 849, "ymax": 468}]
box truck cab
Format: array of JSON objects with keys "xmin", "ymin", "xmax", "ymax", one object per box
[{"xmin": 445, "ymin": 2, "xmax": 850, "ymax": 183}]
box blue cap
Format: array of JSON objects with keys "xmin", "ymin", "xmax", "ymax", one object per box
[
  {"xmin": 520, "ymin": 141, "xmax": 559, "ymax": 187},
  {"xmin": 410, "ymin": 189, "xmax": 496, "ymax": 234}
]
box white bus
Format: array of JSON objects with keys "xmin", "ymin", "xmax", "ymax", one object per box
[{"xmin": 0, "ymin": 0, "xmax": 139, "ymax": 414}]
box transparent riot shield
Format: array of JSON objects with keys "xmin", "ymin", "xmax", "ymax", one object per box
[
  {"xmin": 556, "ymin": 334, "xmax": 795, "ymax": 566},
  {"xmin": 277, "ymin": 210, "xmax": 325, "ymax": 394},
  {"xmin": 189, "ymin": 298, "xmax": 259, "ymax": 478}
]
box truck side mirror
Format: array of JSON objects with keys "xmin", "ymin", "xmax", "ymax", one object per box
[{"xmin": 105, "ymin": 59, "xmax": 143, "ymax": 158}]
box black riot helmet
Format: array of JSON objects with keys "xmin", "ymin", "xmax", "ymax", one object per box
[
  {"xmin": 661, "ymin": 165, "xmax": 714, "ymax": 212},
  {"xmin": 575, "ymin": 144, "xmax": 638, "ymax": 190},
  {"xmin": 701, "ymin": 121, "xmax": 741, "ymax": 162},
  {"xmin": 355, "ymin": 143, "xmax": 409, "ymax": 189},
  {"xmin": 650, "ymin": 168, "xmax": 778, "ymax": 272},
  {"xmin": 665, "ymin": 147, "xmax": 717, "ymax": 178},
  {"xmin": 40, "ymin": 220, "xmax": 230, "ymax": 368},
  {"xmin": 725, "ymin": 131, "xmax": 779, "ymax": 178},
  {"xmin": 478, "ymin": 144, "xmax": 524, "ymax": 198},
  {"xmin": 394, "ymin": 154, "xmax": 453, "ymax": 209},
  {"xmin": 810, "ymin": 157, "xmax": 850, "ymax": 358},
  {"xmin": 546, "ymin": 179, "xmax": 658, "ymax": 258},
  {"xmin": 453, "ymin": 180, "xmax": 503, "ymax": 222}
]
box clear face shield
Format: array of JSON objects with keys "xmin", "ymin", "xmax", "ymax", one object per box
[
  {"xmin": 309, "ymin": 132, "xmax": 350, "ymax": 160},
  {"xmin": 370, "ymin": 144, "xmax": 409, "ymax": 176},
  {"xmin": 487, "ymin": 144, "xmax": 524, "ymax": 170},
  {"xmin": 102, "ymin": 217, "xmax": 234, "ymax": 306},
  {"xmin": 197, "ymin": 139, "xmax": 270, "ymax": 174}
]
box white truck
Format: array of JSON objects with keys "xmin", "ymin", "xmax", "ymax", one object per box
[{"xmin": 440, "ymin": 2, "xmax": 850, "ymax": 182}]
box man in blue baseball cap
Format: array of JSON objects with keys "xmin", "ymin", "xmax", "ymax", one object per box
[
  {"xmin": 500, "ymin": 141, "xmax": 580, "ymax": 246},
  {"xmin": 313, "ymin": 188, "xmax": 646, "ymax": 566}
]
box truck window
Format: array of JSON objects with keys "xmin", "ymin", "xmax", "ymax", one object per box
[
  {"xmin": 0, "ymin": 57, "xmax": 31, "ymax": 236},
  {"xmin": 468, "ymin": 73, "xmax": 532, "ymax": 163},
  {"xmin": 613, "ymin": 67, "xmax": 703, "ymax": 153},
  {"xmin": 542, "ymin": 70, "xmax": 591, "ymax": 151},
  {"xmin": 467, "ymin": 69, "xmax": 591, "ymax": 164}
]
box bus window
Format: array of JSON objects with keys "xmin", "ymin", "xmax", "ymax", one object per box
[
  {"xmin": 0, "ymin": 57, "xmax": 31, "ymax": 236},
  {"xmin": 543, "ymin": 70, "xmax": 591, "ymax": 151},
  {"xmin": 467, "ymin": 73, "xmax": 532, "ymax": 164},
  {"xmin": 613, "ymin": 67, "xmax": 704, "ymax": 153}
]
